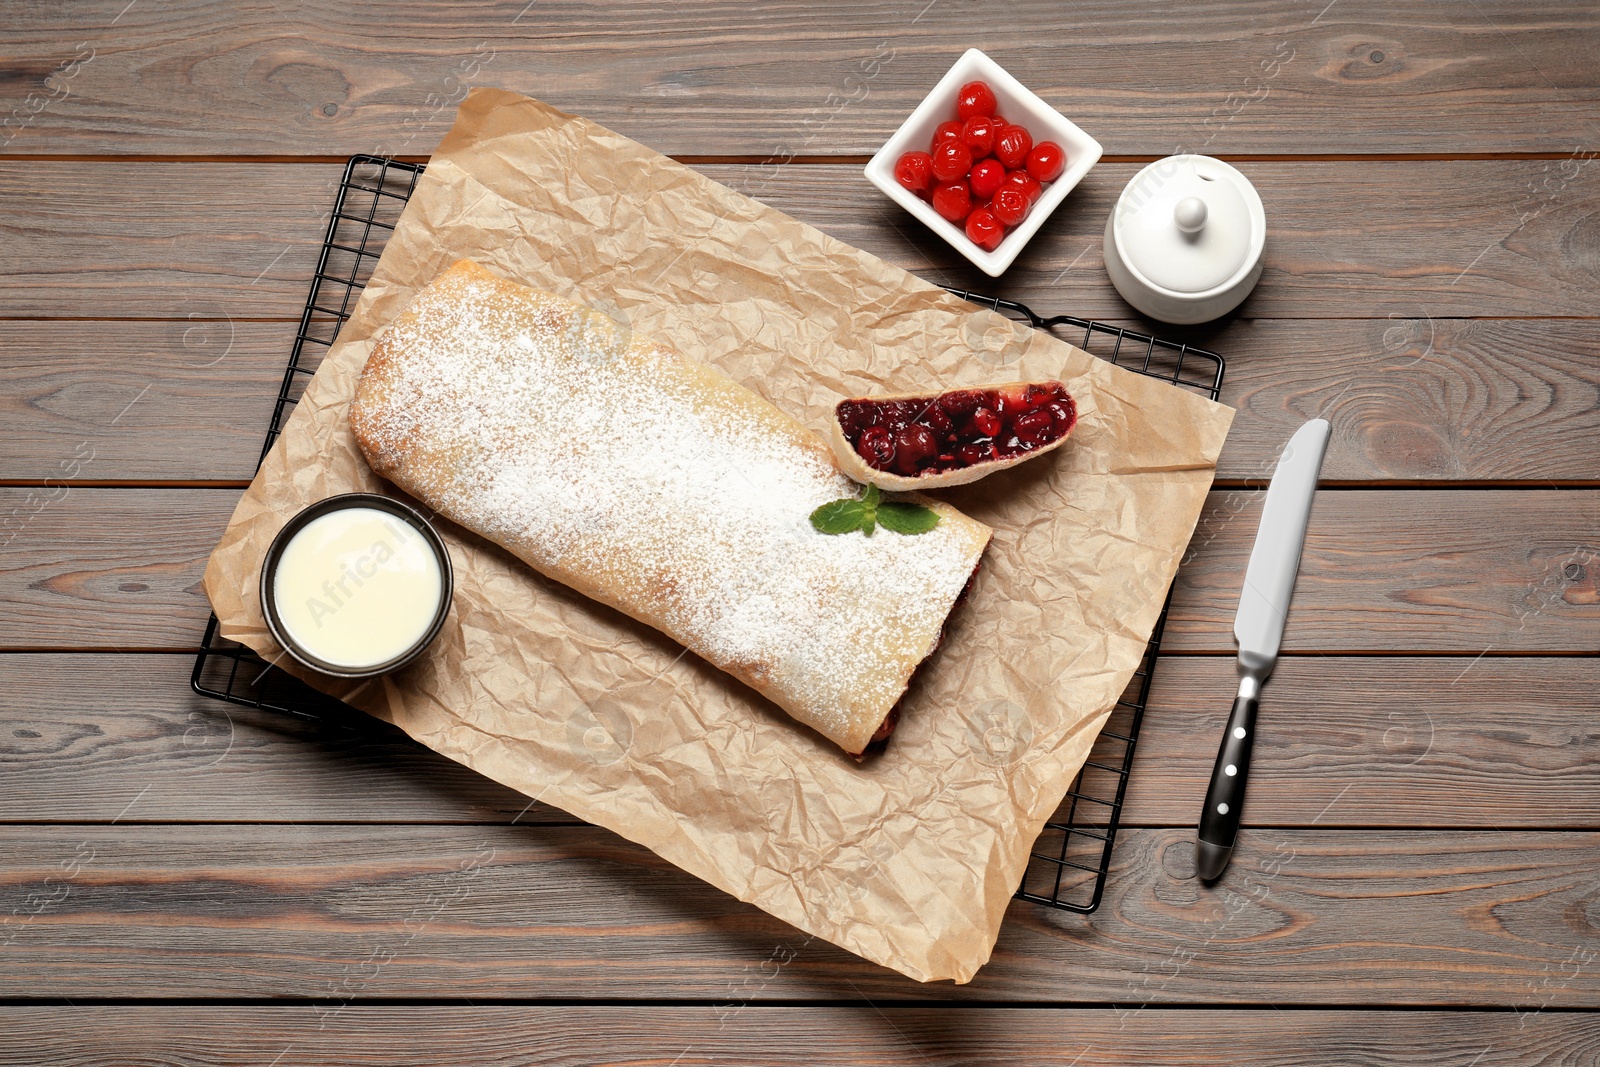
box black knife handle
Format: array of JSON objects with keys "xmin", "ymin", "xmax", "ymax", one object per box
[{"xmin": 1195, "ymin": 690, "xmax": 1259, "ymax": 880}]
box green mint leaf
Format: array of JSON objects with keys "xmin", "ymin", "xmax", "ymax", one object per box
[
  {"xmin": 876, "ymin": 501, "xmax": 942, "ymax": 535},
  {"xmin": 811, "ymin": 481, "xmax": 921, "ymax": 537},
  {"xmin": 811, "ymin": 499, "xmax": 869, "ymax": 535}
]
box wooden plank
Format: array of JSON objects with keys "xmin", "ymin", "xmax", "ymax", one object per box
[
  {"xmin": 0, "ymin": 320, "xmax": 288, "ymax": 482},
  {"xmin": 0, "ymin": 163, "xmax": 336, "ymax": 318},
  {"xmin": 3, "ymin": 2, "xmax": 1598, "ymax": 155},
  {"xmin": 1203, "ymin": 315, "xmax": 1600, "ymax": 484},
  {"xmin": 1127, "ymin": 654, "xmax": 1600, "ymax": 826},
  {"xmin": 0, "ymin": 488, "xmax": 228, "ymax": 650},
  {"xmin": 3, "ymin": 488, "xmax": 1597, "ymax": 652},
  {"xmin": 4, "ymin": 823, "xmax": 1600, "ymax": 1003},
  {"xmin": 7, "ymin": 159, "xmax": 1600, "ymax": 321},
  {"xmin": 1, "ymin": 1006, "xmax": 1595, "ymax": 1065},
  {"xmin": 1166, "ymin": 488, "xmax": 1600, "ymax": 653},
  {"xmin": 809, "ymin": 158, "xmax": 1600, "ymax": 321},
  {"xmin": 5, "ymin": 654, "xmax": 1597, "ymax": 829},
  {"xmin": 0, "ymin": 654, "xmax": 554, "ymax": 825},
  {"xmin": 6, "ymin": 315, "xmax": 1600, "ymax": 484}
]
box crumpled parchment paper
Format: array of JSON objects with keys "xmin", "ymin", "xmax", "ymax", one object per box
[{"xmin": 204, "ymin": 88, "xmax": 1233, "ymax": 984}]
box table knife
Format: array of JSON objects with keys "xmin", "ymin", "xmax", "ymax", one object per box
[{"xmin": 1195, "ymin": 418, "xmax": 1331, "ymax": 881}]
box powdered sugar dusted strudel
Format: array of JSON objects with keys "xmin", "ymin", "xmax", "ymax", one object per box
[{"xmin": 350, "ymin": 260, "xmax": 990, "ymax": 755}]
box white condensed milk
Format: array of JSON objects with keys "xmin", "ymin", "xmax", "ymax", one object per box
[{"xmin": 270, "ymin": 505, "xmax": 445, "ymax": 670}]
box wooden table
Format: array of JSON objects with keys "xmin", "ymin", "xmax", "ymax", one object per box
[{"xmin": 4, "ymin": 3, "xmax": 1599, "ymax": 1062}]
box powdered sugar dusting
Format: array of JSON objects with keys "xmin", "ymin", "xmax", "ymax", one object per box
[{"xmin": 351, "ymin": 263, "xmax": 989, "ymax": 751}]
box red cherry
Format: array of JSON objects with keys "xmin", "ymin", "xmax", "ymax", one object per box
[
  {"xmin": 955, "ymin": 80, "xmax": 998, "ymax": 120},
  {"xmin": 894, "ymin": 151, "xmax": 934, "ymax": 196},
  {"xmin": 1020, "ymin": 383, "xmax": 1053, "ymax": 411},
  {"xmin": 1013, "ymin": 408, "xmax": 1056, "ymax": 445},
  {"xmin": 959, "ymin": 115, "xmax": 999, "ymax": 158},
  {"xmin": 939, "ymin": 389, "xmax": 983, "ymax": 418},
  {"xmin": 836, "ymin": 400, "xmax": 871, "ymax": 439},
  {"xmin": 970, "ymin": 407, "xmax": 1002, "ymax": 438},
  {"xmin": 1044, "ymin": 398, "xmax": 1077, "ymax": 435},
  {"xmin": 933, "ymin": 120, "xmax": 964, "ymax": 145},
  {"xmin": 893, "ymin": 424, "xmax": 938, "ymax": 475},
  {"xmin": 956, "ymin": 441, "xmax": 997, "ymax": 467},
  {"xmin": 1001, "ymin": 389, "xmax": 1039, "ymax": 426},
  {"xmin": 918, "ymin": 402, "xmax": 953, "ymax": 435},
  {"xmin": 931, "ymin": 180, "xmax": 972, "ymax": 223},
  {"xmin": 990, "ymin": 186, "xmax": 1030, "ymax": 227},
  {"xmin": 965, "ymin": 207, "xmax": 1005, "ymax": 252},
  {"xmin": 856, "ymin": 426, "xmax": 896, "ymax": 470},
  {"xmin": 1001, "ymin": 170, "xmax": 1043, "ymax": 204},
  {"xmin": 1025, "ymin": 141, "xmax": 1066, "ymax": 183},
  {"xmin": 875, "ymin": 400, "xmax": 915, "ymax": 433},
  {"xmin": 967, "ymin": 158, "xmax": 1006, "ymax": 201},
  {"xmin": 994, "ymin": 124, "xmax": 1034, "ymax": 170},
  {"xmin": 930, "ymin": 140, "xmax": 973, "ymax": 183}
]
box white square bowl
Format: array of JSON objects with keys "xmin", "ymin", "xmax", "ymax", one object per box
[{"xmin": 864, "ymin": 49, "xmax": 1103, "ymax": 278}]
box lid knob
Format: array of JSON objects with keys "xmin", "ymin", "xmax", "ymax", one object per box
[
  {"xmin": 1174, "ymin": 196, "xmax": 1207, "ymax": 235},
  {"xmin": 1109, "ymin": 154, "xmax": 1265, "ymax": 307}
]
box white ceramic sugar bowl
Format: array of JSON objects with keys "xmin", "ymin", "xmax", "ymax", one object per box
[{"xmin": 1103, "ymin": 154, "xmax": 1265, "ymax": 324}]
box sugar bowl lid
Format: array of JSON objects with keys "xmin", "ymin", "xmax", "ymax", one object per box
[{"xmin": 1111, "ymin": 155, "xmax": 1263, "ymax": 294}]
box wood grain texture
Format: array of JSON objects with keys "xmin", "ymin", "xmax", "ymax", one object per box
[
  {"xmin": 4, "ymin": 488, "xmax": 1597, "ymax": 652},
  {"xmin": 7, "ymin": 159, "xmax": 1600, "ymax": 321},
  {"xmin": 1168, "ymin": 489, "xmax": 1600, "ymax": 652},
  {"xmin": 5, "ymin": 823, "xmax": 1600, "ymax": 1003},
  {"xmin": 0, "ymin": 163, "xmax": 337, "ymax": 319},
  {"xmin": 2, "ymin": 2, "xmax": 1598, "ymax": 155},
  {"xmin": 0, "ymin": 654, "xmax": 557, "ymax": 825},
  {"xmin": 4, "ymin": 654, "xmax": 1598, "ymax": 829},
  {"xmin": 0, "ymin": 320, "xmax": 288, "ymax": 482},
  {"xmin": 1128, "ymin": 655, "xmax": 1600, "ymax": 826},
  {"xmin": 1, "ymin": 1006, "xmax": 1596, "ymax": 1066},
  {"xmin": 5, "ymin": 315, "xmax": 1599, "ymax": 484},
  {"xmin": 1202, "ymin": 316, "xmax": 1600, "ymax": 484},
  {"xmin": 829, "ymin": 159, "xmax": 1600, "ymax": 321},
  {"xmin": 0, "ymin": 489, "xmax": 229, "ymax": 650},
  {"xmin": 2, "ymin": 0, "xmax": 1595, "ymax": 1034}
]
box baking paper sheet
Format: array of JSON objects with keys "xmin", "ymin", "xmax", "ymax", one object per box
[{"xmin": 204, "ymin": 88, "xmax": 1233, "ymax": 983}]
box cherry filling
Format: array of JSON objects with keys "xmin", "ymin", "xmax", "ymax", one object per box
[{"xmin": 837, "ymin": 382, "xmax": 1077, "ymax": 477}]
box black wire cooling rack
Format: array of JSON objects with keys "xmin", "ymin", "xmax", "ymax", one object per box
[
  {"xmin": 192, "ymin": 154, "xmax": 1225, "ymax": 914},
  {"xmin": 938, "ymin": 288, "xmax": 1224, "ymax": 912}
]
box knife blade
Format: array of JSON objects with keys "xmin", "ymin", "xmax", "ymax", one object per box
[{"xmin": 1195, "ymin": 417, "xmax": 1331, "ymax": 881}]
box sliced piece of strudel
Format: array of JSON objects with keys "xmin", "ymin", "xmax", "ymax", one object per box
[{"xmin": 349, "ymin": 260, "xmax": 991, "ymax": 756}]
